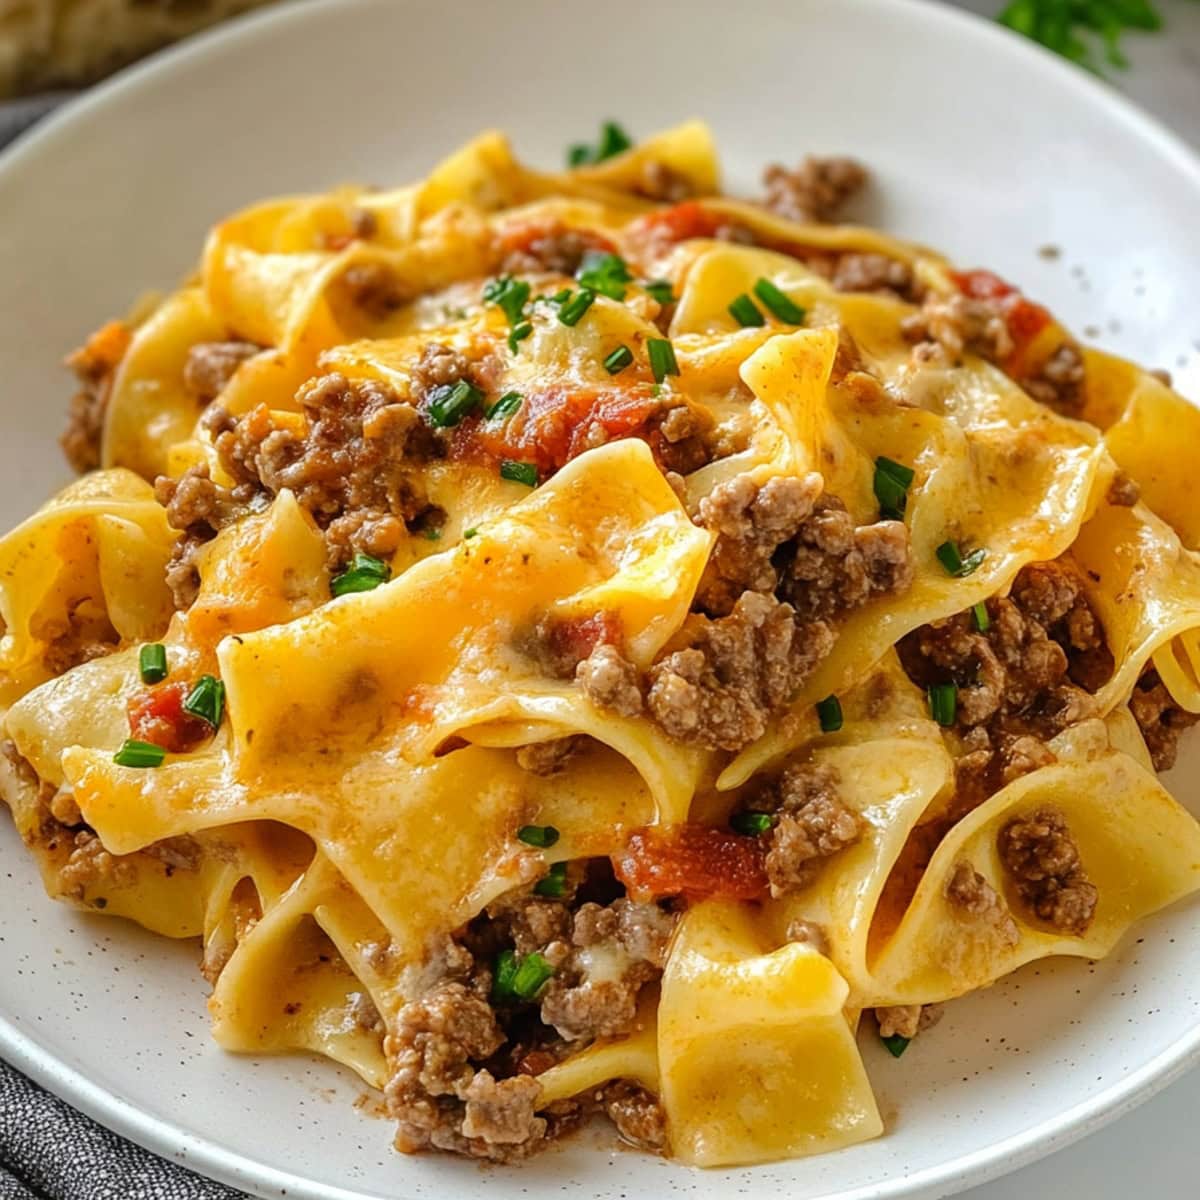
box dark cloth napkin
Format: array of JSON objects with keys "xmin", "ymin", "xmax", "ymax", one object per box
[{"xmin": 0, "ymin": 90, "xmax": 252, "ymax": 1200}]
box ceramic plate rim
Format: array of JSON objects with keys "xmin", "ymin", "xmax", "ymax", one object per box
[{"xmin": 2, "ymin": 1, "xmax": 1200, "ymax": 1197}]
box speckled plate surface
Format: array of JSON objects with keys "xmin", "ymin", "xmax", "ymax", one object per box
[{"xmin": 1, "ymin": 1, "xmax": 1200, "ymax": 1197}]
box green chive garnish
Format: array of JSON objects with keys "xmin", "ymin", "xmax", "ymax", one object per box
[
  {"xmin": 873, "ymin": 457, "xmax": 915, "ymax": 521},
  {"xmin": 730, "ymin": 811, "xmax": 775, "ymax": 836},
  {"xmin": 138, "ymin": 644, "xmax": 168, "ymax": 684},
  {"xmin": 500, "ymin": 460, "xmax": 538, "ymax": 487},
  {"xmin": 603, "ymin": 345, "xmax": 634, "ymax": 375},
  {"xmin": 643, "ymin": 280, "xmax": 675, "ymax": 306},
  {"xmin": 647, "ymin": 338, "xmax": 680, "ymax": 384},
  {"xmin": 816, "ymin": 695, "xmax": 843, "ymax": 733},
  {"xmin": 576, "ymin": 251, "xmax": 632, "ymax": 301},
  {"xmin": 533, "ymin": 861, "xmax": 569, "ymax": 898},
  {"xmin": 507, "ymin": 321, "xmax": 533, "ymax": 354},
  {"xmin": 928, "ymin": 683, "xmax": 958, "ymax": 727},
  {"xmin": 422, "ymin": 527, "xmax": 442, "ymax": 541},
  {"xmin": 331, "ymin": 551, "xmax": 391, "ymax": 597},
  {"xmin": 113, "ymin": 739, "xmax": 166, "ymax": 769},
  {"xmin": 427, "ymin": 379, "xmax": 482, "ymax": 428},
  {"xmin": 492, "ymin": 949, "xmax": 519, "ymax": 1003},
  {"xmin": 881, "ymin": 1034, "xmax": 911, "ymax": 1059},
  {"xmin": 464, "ymin": 528, "xmax": 478, "ymax": 539},
  {"xmin": 728, "ymin": 293, "xmax": 765, "ymax": 328},
  {"xmin": 486, "ymin": 391, "xmax": 522, "ymax": 421},
  {"xmin": 567, "ymin": 121, "xmax": 633, "ymax": 167},
  {"xmin": 557, "ymin": 288, "xmax": 596, "ymax": 327},
  {"xmin": 936, "ymin": 540, "xmax": 987, "ymax": 578},
  {"xmin": 972, "ymin": 601, "xmax": 990, "ymax": 633},
  {"xmin": 518, "ymin": 824, "xmax": 561, "ymax": 848},
  {"xmin": 483, "ymin": 276, "xmax": 531, "ymax": 326},
  {"xmin": 753, "ymin": 278, "xmax": 807, "ymax": 324},
  {"xmin": 510, "ymin": 951, "xmax": 556, "ymax": 998},
  {"xmin": 183, "ymin": 674, "xmax": 225, "ymax": 729}
]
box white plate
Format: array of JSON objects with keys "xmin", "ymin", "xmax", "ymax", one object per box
[{"xmin": 2, "ymin": 1, "xmax": 1200, "ymax": 1197}]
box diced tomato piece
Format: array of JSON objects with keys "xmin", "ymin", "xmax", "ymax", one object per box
[
  {"xmin": 66, "ymin": 319, "xmax": 131, "ymax": 383},
  {"xmin": 127, "ymin": 681, "xmax": 211, "ymax": 753},
  {"xmin": 449, "ymin": 383, "xmax": 663, "ymax": 476},
  {"xmin": 951, "ymin": 269, "xmax": 1016, "ymax": 303},
  {"xmin": 613, "ymin": 825, "xmax": 770, "ymax": 902},
  {"xmin": 951, "ymin": 268, "xmax": 1054, "ymax": 361},
  {"xmin": 626, "ymin": 200, "xmax": 725, "ymax": 247},
  {"xmin": 546, "ymin": 612, "xmax": 622, "ymax": 667}
]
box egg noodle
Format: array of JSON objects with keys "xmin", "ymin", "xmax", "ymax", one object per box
[{"xmin": 3, "ymin": 122, "xmax": 1200, "ymax": 1167}]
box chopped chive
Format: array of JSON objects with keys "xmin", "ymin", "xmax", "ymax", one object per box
[
  {"xmin": 730, "ymin": 810, "xmax": 776, "ymax": 836},
  {"xmin": 603, "ymin": 344, "xmax": 634, "ymax": 375},
  {"xmin": 728, "ymin": 293, "xmax": 765, "ymax": 328},
  {"xmin": 544, "ymin": 288, "xmax": 572, "ymax": 305},
  {"xmin": 881, "ymin": 1033, "xmax": 911, "ymax": 1059},
  {"xmin": 647, "ymin": 337, "xmax": 680, "ymax": 384},
  {"xmin": 331, "ymin": 551, "xmax": 390, "ymax": 597},
  {"xmin": 873, "ymin": 456, "xmax": 915, "ymax": 520},
  {"xmin": 567, "ymin": 120, "xmax": 633, "ymax": 167},
  {"xmin": 464, "ymin": 528, "xmax": 478, "ymax": 539},
  {"xmin": 644, "ymin": 279, "xmax": 675, "ymax": 306},
  {"xmin": 936, "ymin": 540, "xmax": 987, "ymax": 578},
  {"xmin": 138, "ymin": 643, "xmax": 168, "ymax": 684},
  {"xmin": 422, "ymin": 527, "xmax": 442, "ymax": 541},
  {"xmin": 753, "ymin": 278, "xmax": 807, "ymax": 324},
  {"xmin": 972, "ymin": 601, "xmax": 991, "ymax": 633},
  {"xmin": 486, "ymin": 391, "xmax": 522, "ymax": 421},
  {"xmin": 492, "ymin": 949, "xmax": 519, "ymax": 1003},
  {"xmin": 113, "ymin": 739, "xmax": 166, "ymax": 769},
  {"xmin": 533, "ymin": 861, "xmax": 569, "ymax": 897},
  {"xmin": 517, "ymin": 824, "xmax": 561, "ymax": 848},
  {"xmin": 510, "ymin": 951, "xmax": 556, "ymax": 998},
  {"xmin": 507, "ymin": 321, "xmax": 533, "ymax": 354},
  {"xmin": 427, "ymin": 379, "xmax": 483, "ymax": 428},
  {"xmin": 483, "ymin": 276, "xmax": 531, "ymax": 326},
  {"xmin": 558, "ymin": 288, "xmax": 596, "ymax": 327},
  {"xmin": 928, "ymin": 683, "xmax": 958, "ymax": 727},
  {"xmin": 816, "ymin": 694, "xmax": 844, "ymax": 733},
  {"xmin": 576, "ymin": 251, "xmax": 632, "ymax": 301},
  {"xmin": 500, "ymin": 460, "xmax": 538, "ymax": 487},
  {"xmin": 183, "ymin": 674, "xmax": 225, "ymax": 729}
]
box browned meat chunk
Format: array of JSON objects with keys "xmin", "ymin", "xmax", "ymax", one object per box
[
  {"xmin": 206, "ymin": 372, "xmax": 438, "ymax": 569},
  {"xmin": 875, "ymin": 1003, "xmax": 944, "ymax": 1041},
  {"xmin": 60, "ymin": 320, "xmax": 131, "ymax": 474},
  {"xmin": 56, "ymin": 830, "xmax": 135, "ymax": 900},
  {"xmin": 695, "ymin": 472, "xmax": 823, "ymax": 616},
  {"xmin": 1105, "ymin": 470, "xmax": 1140, "ymax": 507},
  {"xmin": 900, "ymin": 559, "xmax": 1110, "ymax": 811},
  {"xmin": 1023, "ymin": 343, "xmax": 1086, "ymax": 415},
  {"xmin": 601, "ymin": 1081, "xmax": 667, "ymax": 1153},
  {"xmin": 499, "ymin": 218, "xmax": 609, "ymax": 276},
  {"xmin": 577, "ymin": 644, "xmax": 644, "ymax": 717},
  {"xmin": 646, "ymin": 591, "xmax": 835, "ymax": 751},
  {"xmin": 831, "ymin": 253, "xmax": 921, "ymax": 302},
  {"xmin": 515, "ymin": 735, "xmax": 589, "ymax": 776},
  {"xmin": 1130, "ymin": 668, "xmax": 1200, "ymax": 771},
  {"xmin": 154, "ymin": 464, "xmax": 255, "ymax": 609},
  {"xmin": 385, "ymin": 980, "xmax": 547, "ymax": 1160},
  {"xmin": 785, "ymin": 918, "xmax": 830, "ymax": 955},
  {"xmin": 761, "ymin": 157, "xmax": 869, "ymax": 223},
  {"xmin": 998, "ymin": 808, "xmax": 1097, "ymax": 935},
  {"xmin": 182, "ymin": 341, "xmax": 260, "ymax": 402},
  {"xmin": 945, "ymin": 861, "xmax": 1020, "ymax": 946},
  {"xmin": 636, "ymin": 160, "xmax": 697, "ymax": 204},
  {"xmin": 746, "ymin": 761, "xmax": 860, "ymax": 897},
  {"xmin": 339, "ymin": 262, "xmax": 412, "ymax": 320},
  {"xmin": 777, "ymin": 496, "xmax": 913, "ymax": 623}
]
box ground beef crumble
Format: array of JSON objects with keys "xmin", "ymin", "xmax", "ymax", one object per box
[
  {"xmin": 60, "ymin": 320, "xmax": 131, "ymax": 474},
  {"xmin": 761, "ymin": 157, "xmax": 869, "ymax": 224},
  {"xmin": 945, "ymin": 861, "xmax": 1020, "ymax": 946},
  {"xmin": 874, "ymin": 1003, "xmax": 944, "ymax": 1041},
  {"xmin": 182, "ymin": 341, "xmax": 260, "ymax": 402},
  {"xmin": 202, "ymin": 371, "xmax": 442, "ymax": 571},
  {"xmin": 997, "ymin": 807, "xmax": 1098, "ymax": 935},
  {"xmin": 739, "ymin": 761, "xmax": 860, "ymax": 897},
  {"xmin": 384, "ymin": 871, "xmax": 674, "ymax": 1161},
  {"xmin": 899, "ymin": 559, "xmax": 1111, "ymax": 813},
  {"xmin": 1130, "ymin": 668, "xmax": 1200, "ymax": 771}
]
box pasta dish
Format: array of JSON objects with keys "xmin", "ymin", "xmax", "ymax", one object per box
[{"xmin": 4, "ymin": 121, "xmax": 1200, "ymax": 1166}]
